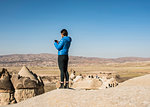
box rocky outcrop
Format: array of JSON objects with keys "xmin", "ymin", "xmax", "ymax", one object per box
[
  {"xmin": 3, "ymin": 74, "xmax": 150, "ymax": 107},
  {"xmin": 0, "ymin": 68, "xmax": 16, "ymax": 106},
  {"xmin": 99, "ymin": 77, "xmax": 118, "ymax": 89},
  {"xmin": 69, "ymin": 71, "xmax": 118, "ymax": 90},
  {"xmin": 0, "ymin": 66, "xmax": 45, "ymax": 105},
  {"xmin": 11, "ymin": 66, "xmax": 44, "ymax": 102}
]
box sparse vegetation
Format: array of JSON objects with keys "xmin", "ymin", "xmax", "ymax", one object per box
[{"xmin": 1, "ymin": 61, "xmax": 150, "ymax": 83}]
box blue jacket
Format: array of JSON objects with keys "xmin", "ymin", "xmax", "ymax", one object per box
[{"xmin": 54, "ymin": 36, "xmax": 72, "ymax": 55}]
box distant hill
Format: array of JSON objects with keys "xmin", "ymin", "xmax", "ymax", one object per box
[{"xmin": 0, "ymin": 53, "xmax": 150, "ymax": 67}]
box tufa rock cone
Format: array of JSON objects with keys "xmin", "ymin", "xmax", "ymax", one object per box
[
  {"xmin": 0, "ymin": 68, "xmax": 14, "ymax": 92},
  {"xmin": 0, "ymin": 68, "xmax": 16, "ymax": 106},
  {"xmin": 18, "ymin": 66, "xmax": 37, "ymax": 81}
]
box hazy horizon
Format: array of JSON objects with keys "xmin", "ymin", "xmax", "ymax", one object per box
[
  {"xmin": 0, "ymin": 52, "xmax": 150, "ymax": 59},
  {"xmin": 0, "ymin": 0, "xmax": 150, "ymax": 58}
]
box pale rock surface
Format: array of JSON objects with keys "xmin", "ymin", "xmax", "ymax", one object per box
[
  {"xmin": 2, "ymin": 74, "xmax": 150, "ymax": 107},
  {"xmin": 18, "ymin": 66, "xmax": 38, "ymax": 81},
  {"xmin": 72, "ymin": 78, "xmax": 102, "ymax": 90},
  {"xmin": 99, "ymin": 77, "xmax": 118, "ymax": 89},
  {"xmin": 69, "ymin": 70, "xmax": 76, "ymax": 81},
  {"xmin": 0, "ymin": 93, "xmax": 11, "ymax": 105},
  {"xmin": 73, "ymin": 75, "xmax": 83, "ymax": 82},
  {"xmin": 14, "ymin": 89, "xmax": 37, "ymax": 102},
  {"xmin": 0, "ymin": 93, "xmax": 16, "ymax": 106}
]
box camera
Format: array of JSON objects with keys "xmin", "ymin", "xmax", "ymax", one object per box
[{"xmin": 54, "ymin": 40, "xmax": 58, "ymax": 42}]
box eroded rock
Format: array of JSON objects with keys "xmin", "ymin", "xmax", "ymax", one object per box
[
  {"xmin": 0, "ymin": 68, "xmax": 16, "ymax": 106},
  {"xmin": 11, "ymin": 66, "xmax": 44, "ymax": 102}
]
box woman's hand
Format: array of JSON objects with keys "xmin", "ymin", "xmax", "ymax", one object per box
[{"xmin": 54, "ymin": 40, "xmax": 58, "ymax": 43}]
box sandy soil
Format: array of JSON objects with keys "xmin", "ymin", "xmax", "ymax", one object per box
[{"xmin": 1, "ymin": 74, "xmax": 150, "ymax": 107}]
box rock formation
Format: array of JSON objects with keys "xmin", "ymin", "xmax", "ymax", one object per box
[
  {"xmin": 3, "ymin": 74, "xmax": 150, "ymax": 107},
  {"xmin": 69, "ymin": 70, "xmax": 76, "ymax": 81},
  {"xmin": 0, "ymin": 68, "xmax": 16, "ymax": 106},
  {"xmin": 69, "ymin": 71, "xmax": 118, "ymax": 90},
  {"xmin": 99, "ymin": 77, "xmax": 118, "ymax": 89},
  {"xmin": 69, "ymin": 72, "xmax": 102, "ymax": 90},
  {"xmin": 71, "ymin": 78, "xmax": 102, "ymax": 90},
  {"xmin": 73, "ymin": 75, "xmax": 83, "ymax": 83},
  {"xmin": 11, "ymin": 66, "xmax": 44, "ymax": 102}
]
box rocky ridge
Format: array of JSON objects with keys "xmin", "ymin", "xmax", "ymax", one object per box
[{"xmin": 0, "ymin": 53, "xmax": 150, "ymax": 67}]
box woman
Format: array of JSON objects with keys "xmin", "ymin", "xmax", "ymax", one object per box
[{"xmin": 54, "ymin": 29, "xmax": 72, "ymax": 89}]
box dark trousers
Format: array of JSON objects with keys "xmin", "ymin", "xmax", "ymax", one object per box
[{"xmin": 58, "ymin": 55, "xmax": 69, "ymax": 82}]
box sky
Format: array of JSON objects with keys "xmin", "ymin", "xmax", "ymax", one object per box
[{"xmin": 0, "ymin": 0, "xmax": 150, "ymax": 58}]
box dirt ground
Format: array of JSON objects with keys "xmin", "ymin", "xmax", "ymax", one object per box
[{"xmin": 1, "ymin": 61, "xmax": 150, "ymax": 81}]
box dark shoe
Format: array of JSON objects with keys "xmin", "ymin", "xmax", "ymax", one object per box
[
  {"xmin": 59, "ymin": 83, "xmax": 64, "ymax": 89},
  {"xmin": 64, "ymin": 83, "xmax": 69, "ymax": 89}
]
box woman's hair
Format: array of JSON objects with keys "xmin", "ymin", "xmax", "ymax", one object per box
[{"xmin": 60, "ymin": 29, "xmax": 68, "ymax": 36}]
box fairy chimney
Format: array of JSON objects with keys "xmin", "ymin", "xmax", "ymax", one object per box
[
  {"xmin": 0, "ymin": 68, "xmax": 16, "ymax": 106},
  {"xmin": 11, "ymin": 66, "xmax": 44, "ymax": 102}
]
